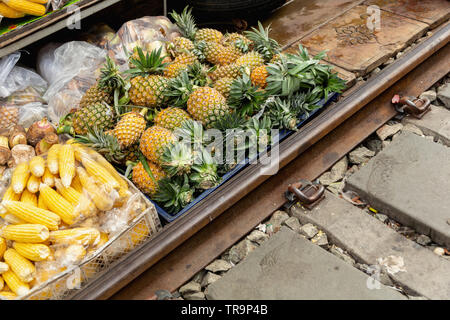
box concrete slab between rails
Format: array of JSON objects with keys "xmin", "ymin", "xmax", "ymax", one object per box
[
  {"xmin": 291, "ymin": 191, "xmax": 450, "ymax": 299},
  {"xmin": 345, "ymin": 131, "xmax": 450, "ymax": 248},
  {"xmin": 206, "ymin": 227, "xmax": 405, "ymax": 300}
]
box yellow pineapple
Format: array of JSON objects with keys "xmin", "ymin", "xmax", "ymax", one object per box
[
  {"xmin": 164, "ymin": 63, "xmax": 188, "ymax": 78},
  {"xmin": 113, "ymin": 110, "xmax": 147, "ymax": 149},
  {"xmin": 209, "ymin": 63, "xmax": 242, "ymax": 82},
  {"xmin": 129, "ymin": 75, "xmax": 169, "ymax": 108},
  {"xmin": 213, "ymin": 77, "xmax": 234, "ymax": 98},
  {"xmin": 154, "ymin": 107, "xmax": 192, "ymax": 131},
  {"xmin": 235, "ymin": 51, "xmax": 265, "ymax": 71},
  {"xmin": 251, "ymin": 65, "xmax": 268, "ymax": 89},
  {"xmin": 132, "ymin": 161, "xmax": 165, "ymax": 196},
  {"xmin": 187, "ymin": 87, "xmax": 229, "ymax": 128},
  {"xmin": 195, "ymin": 28, "xmax": 223, "ymax": 43},
  {"xmin": 139, "ymin": 125, "xmax": 175, "ymax": 165},
  {"xmin": 203, "ymin": 42, "xmax": 242, "ymax": 66}
]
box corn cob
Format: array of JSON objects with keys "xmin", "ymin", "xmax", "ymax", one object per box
[
  {"xmin": 2, "ymin": 269, "xmax": 30, "ymax": 296},
  {"xmin": 0, "ymin": 290, "xmax": 17, "ymax": 299},
  {"xmin": 20, "ymin": 190, "xmax": 38, "ymax": 207},
  {"xmin": 11, "ymin": 162, "xmax": 30, "ymax": 194},
  {"xmin": 0, "ymin": 2, "xmax": 25, "ymax": 18},
  {"xmin": 0, "ymin": 276, "xmax": 3, "ymax": 291},
  {"xmin": 59, "ymin": 144, "xmax": 75, "ymax": 188},
  {"xmin": 39, "ymin": 183, "xmax": 77, "ymax": 225},
  {"xmin": 0, "ymin": 237, "xmax": 6, "ymax": 258},
  {"xmin": 0, "ymin": 262, "xmax": 8, "ymax": 274},
  {"xmin": 49, "ymin": 227, "xmax": 100, "ymax": 246},
  {"xmin": 13, "ymin": 243, "xmax": 51, "ymax": 262},
  {"xmin": 81, "ymin": 155, "xmax": 120, "ymax": 190},
  {"xmin": 29, "ymin": 156, "xmax": 45, "ymax": 177},
  {"xmin": 76, "ymin": 167, "xmax": 115, "ymax": 211},
  {"xmin": 0, "ymin": 186, "xmax": 21, "ymax": 216},
  {"xmin": 37, "ymin": 193, "xmax": 47, "ymax": 210},
  {"xmin": 26, "ymin": 174, "xmax": 40, "ymax": 193},
  {"xmin": 2, "ymin": 0, "xmax": 46, "ymax": 16},
  {"xmin": 47, "ymin": 144, "xmax": 61, "ymax": 175},
  {"xmin": 28, "ymin": 0, "xmax": 48, "ymax": 5},
  {"xmin": 4, "ymin": 248, "xmax": 36, "ymax": 283},
  {"xmin": 54, "ymin": 179, "xmax": 96, "ymax": 217},
  {"xmin": 42, "ymin": 168, "xmax": 55, "ymax": 187},
  {"xmin": 89, "ymin": 232, "xmax": 109, "ymax": 255},
  {"xmin": 0, "ymin": 224, "xmax": 50, "ymax": 243},
  {"xmin": 2, "ymin": 201, "xmax": 60, "ymax": 231},
  {"xmin": 71, "ymin": 174, "xmax": 83, "ymax": 192}
]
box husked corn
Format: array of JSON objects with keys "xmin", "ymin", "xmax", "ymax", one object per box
[
  {"xmin": 0, "ymin": 237, "xmax": 5, "ymax": 258},
  {"xmin": 0, "ymin": 262, "xmax": 9, "ymax": 274},
  {"xmin": 71, "ymin": 175, "xmax": 83, "ymax": 192},
  {"xmin": 11, "ymin": 162, "xmax": 30, "ymax": 194},
  {"xmin": 55, "ymin": 179, "xmax": 96, "ymax": 217},
  {"xmin": 1, "ymin": 224, "xmax": 50, "ymax": 243},
  {"xmin": 1, "ymin": 186, "xmax": 21, "ymax": 217},
  {"xmin": 2, "ymin": 201, "xmax": 60, "ymax": 231},
  {"xmin": 4, "ymin": 248, "xmax": 36, "ymax": 283},
  {"xmin": 2, "ymin": 214, "xmax": 26, "ymax": 225},
  {"xmin": 47, "ymin": 144, "xmax": 61, "ymax": 175},
  {"xmin": 2, "ymin": 0, "xmax": 46, "ymax": 16},
  {"xmin": 13, "ymin": 243, "xmax": 51, "ymax": 262},
  {"xmin": 26, "ymin": 174, "xmax": 40, "ymax": 193},
  {"xmin": 89, "ymin": 149, "xmax": 129, "ymax": 192},
  {"xmin": 0, "ymin": 3, "xmax": 25, "ymax": 18},
  {"xmin": 42, "ymin": 168, "xmax": 55, "ymax": 187},
  {"xmin": 0, "ymin": 276, "xmax": 3, "ymax": 291},
  {"xmin": 20, "ymin": 190, "xmax": 38, "ymax": 207},
  {"xmin": 81, "ymin": 155, "xmax": 120, "ymax": 190},
  {"xmin": 59, "ymin": 145, "xmax": 75, "ymax": 188},
  {"xmin": 29, "ymin": 156, "xmax": 45, "ymax": 177},
  {"xmin": 49, "ymin": 227, "xmax": 100, "ymax": 246},
  {"xmin": 37, "ymin": 194, "xmax": 47, "ymax": 210},
  {"xmin": 2, "ymin": 269, "xmax": 30, "ymax": 296},
  {"xmin": 39, "ymin": 183, "xmax": 77, "ymax": 225},
  {"xmin": 0, "ymin": 290, "xmax": 17, "ymax": 299},
  {"xmin": 76, "ymin": 167, "xmax": 115, "ymax": 211}
]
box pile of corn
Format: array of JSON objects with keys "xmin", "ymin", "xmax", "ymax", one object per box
[
  {"xmin": 0, "ymin": 141, "xmax": 132, "ymax": 299},
  {"xmin": 0, "ymin": 0, "xmax": 47, "ymax": 19}
]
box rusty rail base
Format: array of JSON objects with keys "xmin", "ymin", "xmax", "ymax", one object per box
[
  {"xmin": 112, "ymin": 42, "xmax": 450, "ymax": 300},
  {"xmin": 70, "ymin": 22, "xmax": 450, "ymax": 300}
]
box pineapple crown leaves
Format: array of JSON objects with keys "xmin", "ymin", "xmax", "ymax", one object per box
[
  {"xmin": 164, "ymin": 70, "xmax": 197, "ymax": 107},
  {"xmin": 228, "ymin": 74, "xmax": 268, "ymax": 117},
  {"xmin": 126, "ymin": 46, "xmax": 169, "ymax": 76},
  {"xmin": 190, "ymin": 148, "xmax": 221, "ymax": 190},
  {"xmin": 153, "ymin": 174, "xmax": 194, "ymax": 214},
  {"xmin": 161, "ymin": 141, "xmax": 195, "ymax": 177},
  {"xmin": 174, "ymin": 119, "xmax": 209, "ymax": 148},
  {"xmin": 191, "ymin": 41, "xmax": 207, "ymax": 62},
  {"xmin": 210, "ymin": 112, "xmax": 247, "ymax": 133},
  {"xmin": 244, "ymin": 22, "xmax": 281, "ymax": 61},
  {"xmin": 187, "ymin": 61, "xmax": 214, "ymax": 87},
  {"xmin": 169, "ymin": 6, "xmax": 198, "ymax": 41},
  {"xmin": 98, "ymin": 56, "xmax": 126, "ymax": 93},
  {"xmin": 264, "ymin": 96, "xmax": 300, "ymax": 131}
]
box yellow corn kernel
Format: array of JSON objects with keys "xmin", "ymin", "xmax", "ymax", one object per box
[
  {"xmin": 37, "ymin": 193, "xmax": 47, "ymax": 210},
  {"xmin": 2, "ymin": 214, "xmax": 26, "ymax": 225},
  {"xmin": 28, "ymin": 0, "xmax": 48, "ymax": 5},
  {"xmin": 0, "ymin": 237, "xmax": 6, "ymax": 258},
  {"xmin": 13, "ymin": 243, "xmax": 51, "ymax": 262},
  {"xmin": 42, "ymin": 168, "xmax": 55, "ymax": 187},
  {"xmin": 26, "ymin": 174, "xmax": 40, "ymax": 194},
  {"xmin": 2, "ymin": 0, "xmax": 46, "ymax": 16},
  {"xmin": 88, "ymin": 232, "xmax": 109, "ymax": 256},
  {"xmin": 87, "ymin": 148, "xmax": 129, "ymax": 192},
  {"xmin": 4, "ymin": 249, "xmax": 35, "ymax": 283},
  {"xmin": 0, "ymin": 3, "xmax": 25, "ymax": 18},
  {"xmin": 11, "ymin": 162, "xmax": 30, "ymax": 194},
  {"xmin": 0, "ymin": 186, "xmax": 21, "ymax": 216},
  {"xmin": 1, "ymin": 224, "xmax": 49, "ymax": 243},
  {"xmin": 0, "ymin": 262, "xmax": 10, "ymax": 274},
  {"xmin": 2, "ymin": 270, "xmax": 30, "ymax": 296},
  {"xmin": 76, "ymin": 167, "xmax": 115, "ymax": 211},
  {"xmin": 0, "ymin": 276, "xmax": 3, "ymax": 291},
  {"xmin": 29, "ymin": 156, "xmax": 45, "ymax": 177},
  {"xmin": 39, "ymin": 183, "xmax": 77, "ymax": 225},
  {"xmin": 81, "ymin": 155, "xmax": 120, "ymax": 190},
  {"xmin": 59, "ymin": 145, "xmax": 75, "ymax": 188},
  {"xmin": 0, "ymin": 290, "xmax": 17, "ymax": 299},
  {"xmin": 47, "ymin": 144, "xmax": 61, "ymax": 175},
  {"xmin": 20, "ymin": 190, "xmax": 38, "ymax": 207},
  {"xmin": 55, "ymin": 179, "xmax": 96, "ymax": 217},
  {"xmin": 71, "ymin": 175, "xmax": 83, "ymax": 192},
  {"xmin": 49, "ymin": 227, "xmax": 100, "ymax": 246},
  {"xmin": 2, "ymin": 201, "xmax": 60, "ymax": 231}
]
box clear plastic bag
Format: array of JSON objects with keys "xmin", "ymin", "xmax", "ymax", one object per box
[
  {"xmin": 107, "ymin": 16, "xmax": 181, "ymax": 67},
  {"xmin": 79, "ymin": 23, "xmax": 116, "ymax": 49},
  {"xmin": 39, "ymin": 41, "xmax": 107, "ymax": 124}
]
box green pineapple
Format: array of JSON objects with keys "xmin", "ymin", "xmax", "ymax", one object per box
[
  {"xmin": 190, "ymin": 148, "xmax": 221, "ymax": 190},
  {"xmin": 228, "ymin": 74, "xmax": 268, "ymax": 116},
  {"xmin": 244, "ymin": 22, "xmax": 281, "ymax": 62},
  {"xmin": 160, "ymin": 142, "xmax": 194, "ymax": 177},
  {"xmin": 153, "ymin": 174, "xmax": 194, "ymax": 214},
  {"xmin": 72, "ymin": 102, "xmax": 115, "ymax": 135}
]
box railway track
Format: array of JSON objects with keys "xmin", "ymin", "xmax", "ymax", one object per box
[{"xmin": 64, "ymin": 16, "xmax": 450, "ymax": 300}]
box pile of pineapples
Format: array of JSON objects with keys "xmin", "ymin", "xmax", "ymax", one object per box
[{"xmin": 59, "ymin": 6, "xmax": 346, "ymax": 215}]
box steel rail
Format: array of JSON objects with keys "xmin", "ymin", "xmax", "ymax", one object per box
[{"xmin": 70, "ymin": 22, "xmax": 450, "ymax": 300}]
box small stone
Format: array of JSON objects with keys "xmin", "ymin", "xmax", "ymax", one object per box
[
  {"xmin": 349, "ymin": 146, "xmax": 375, "ymax": 164},
  {"xmin": 311, "ymin": 231, "xmax": 328, "ymax": 246},
  {"xmin": 183, "ymin": 292, "xmax": 206, "ymax": 300},
  {"xmin": 229, "ymin": 239, "xmax": 257, "ymax": 264},
  {"xmin": 179, "ymin": 281, "xmax": 201, "ymax": 296},
  {"xmin": 419, "ymin": 90, "xmax": 436, "ymax": 102},
  {"xmin": 192, "ymin": 270, "xmax": 206, "ymax": 284},
  {"xmin": 376, "ymin": 123, "xmax": 403, "ymax": 140},
  {"xmin": 383, "ymin": 57, "xmax": 395, "ymax": 66},
  {"xmin": 397, "ymin": 226, "xmax": 416, "ymax": 237},
  {"xmin": 396, "ymin": 51, "xmax": 403, "ymax": 59},
  {"xmin": 267, "ymin": 210, "xmax": 290, "ymax": 232},
  {"xmin": 329, "ymin": 245, "xmax": 355, "ymax": 265},
  {"xmin": 437, "ymin": 83, "xmax": 450, "ymax": 108},
  {"xmin": 299, "ymin": 223, "xmax": 318, "ymax": 239},
  {"xmin": 433, "ymin": 247, "xmax": 445, "ymax": 256},
  {"xmin": 283, "ymin": 216, "xmax": 301, "ymax": 232},
  {"xmin": 201, "ymin": 272, "xmax": 222, "ymax": 287},
  {"xmin": 371, "ymin": 67, "xmax": 381, "ymax": 75},
  {"xmin": 319, "ymin": 157, "xmax": 348, "ymax": 185},
  {"xmin": 401, "ymin": 123, "xmax": 423, "ymax": 136},
  {"xmin": 246, "ymin": 230, "xmax": 269, "ymax": 245},
  {"xmin": 364, "ymin": 138, "xmax": 383, "ymax": 154},
  {"xmin": 416, "ymin": 235, "xmax": 432, "ymax": 246},
  {"xmin": 375, "ymin": 213, "xmax": 388, "ymax": 223},
  {"xmin": 205, "ymin": 259, "xmax": 232, "ymax": 273}
]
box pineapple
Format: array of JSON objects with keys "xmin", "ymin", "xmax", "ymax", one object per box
[
  {"xmin": 229, "ymin": 74, "xmax": 268, "ymax": 116},
  {"xmin": 173, "ymin": 52, "xmax": 198, "ymax": 66},
  {"xmin": 169, "ymin": 6, "xmax": 198, "ymax": 41},
  {"xmin": 190, "ymin": 148, "xmax": 221, "ymax": 190},
  {"xmin": 153, "ymin": 174, "xmax": 194, "ymax": 214},
  {"xmin": 160, "ymin": 142, "xmax": 194, "ymax": 177},
  {"xmin": 221, "ymin": 33, "xmax": 252, "ymax": 53},
  {"xmin": 113, "ymin": 109, "xmax": 147, "ymax": 149},
  {"xmin": 251, "ymin": 65, "xmax": 268, "ymax": 89},
  {"xmin": 72, "ymin": 103, "xmax": 115, "ymax": 135},
  {"xmin": 195, "ymin": 28, "xmax": 223, "ymax": 43},
  {"xmin": 202, "ymin": 41, "xmax": 242, "ymax": 66},
  {"xmin": 167, "ymin": 36, "xmax": 195, "ymax": 57},
  {"xmin": 127, "ymin": 47, "xmax": 170, "ymax": 108},
  {"xmin": 139, "ymin": 125, "xmax": 175, "ymax": 165},
  {"xmin": 154, "ymin": 107, "xmax": 192, "ymax": 131},
  {"xmin": 132, "ymin": 160, "xmax": 165, "ymax": 196},
  {"xmin": 124, "ymin": 143, "xmax": 140, "ymax": 163},
  {"xmin": 264, "ymin": 95, "xmax": 313, "ymax": 131},
  {"xmin": 164, "ymin": 63, "xmax": 188, "ymax": 78},
  {"xmin": 244, "ymin": 22, "xmax": 281, "ymax": 62},
  {"xmin": 0, "ymin": 106, "xmax": 19, "ymax": 130},
  {"xmin": 213, "ymin": 77, "xmax": 234, "ymax": 99},
  {"xmin": 187, "ymin": 87, "xmax": 230, "ymax": 128},
  {"xmin": 235, "ymin": 51, "xmax": 265, "ymax": 71},
  {"xmin": 209, "ymin": 63, "xmax": 242, "ymax": 82}
]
